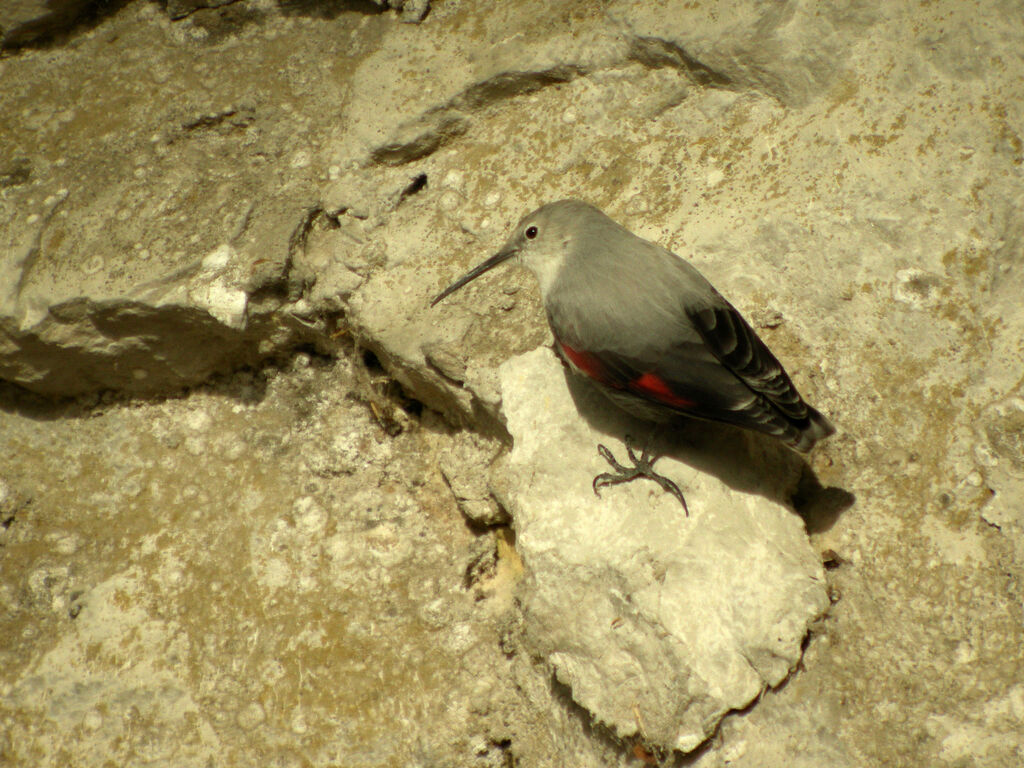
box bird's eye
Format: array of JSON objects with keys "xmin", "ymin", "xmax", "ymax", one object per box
[{"xmin": 525, "ymin": 225, "xmax": 538, "ymax": 239}]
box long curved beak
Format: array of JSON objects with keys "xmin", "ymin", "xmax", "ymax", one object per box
[{"xmin": 430, "ymin": 246, "xmax": 518, "ymax": 307}]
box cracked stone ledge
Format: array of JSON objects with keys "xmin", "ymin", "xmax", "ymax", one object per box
[{"xmin": 0, "ymin": 8, "xmax": 802, "ymax": 403}]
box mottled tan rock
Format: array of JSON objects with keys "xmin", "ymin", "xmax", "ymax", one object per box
[
  {"xmin": 0, "ymin": 0, "xmax": 98, "ymax": 48},
  {"xmin": 500, "ymin": 348, "xmax": 829, "ymax": 751},
  {"xmin": 1, "ymin": 0, "xmax": 1023, "ymax": 766}
]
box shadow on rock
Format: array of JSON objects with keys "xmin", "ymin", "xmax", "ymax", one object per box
[{"xmin": 558, "ymin": 357, "xmax": 855, "ymax": 525}]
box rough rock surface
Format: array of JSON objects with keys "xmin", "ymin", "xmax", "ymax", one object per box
[
  {"xmin": 1, "ymin": 0, "xmax": 1023, "ymax": 765},
  {"xmin": 0, "ymin": 357, "xmax": 613, "ymax": 767},
  {"xmin": 0, "ymin": 0, "xmax": 100, "ymax": 49},
  {"xmin": 500, "ymin": 348, "xmax": 829, "ymax": 752}
]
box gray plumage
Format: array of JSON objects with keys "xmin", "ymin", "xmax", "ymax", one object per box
[{"xmin": 433, "ymin": 199, "xmax": 834, "ymax": 452}]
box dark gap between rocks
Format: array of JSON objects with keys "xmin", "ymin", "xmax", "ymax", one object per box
[{"xmin": 352, "ymin": 347, "xmax": 426, "ymax": 435}]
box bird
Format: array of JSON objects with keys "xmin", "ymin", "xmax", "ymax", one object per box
[{"xmin": 431, "ymin": 199, "xmax": 835, "ymax": 514}]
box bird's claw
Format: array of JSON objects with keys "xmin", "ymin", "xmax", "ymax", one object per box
[
  {"xmin": 592, "ymin": 437, "xmax": 689, "ymax": 516},
  {"xmin": 595, "ymin": 442, "xmax": 631, "ymax": 476}
]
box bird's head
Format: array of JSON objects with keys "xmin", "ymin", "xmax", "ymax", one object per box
[{"xmin": 431, "ymin": 199, "xmax": 594, "ymax": 306}]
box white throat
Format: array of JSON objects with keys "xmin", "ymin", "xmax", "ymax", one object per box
[{"xmin": 521, "ymin": 251, "xmax": 565, "ymax": 299}]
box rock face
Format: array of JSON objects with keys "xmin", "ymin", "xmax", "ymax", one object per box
[
  {"xmin": 499, "ymin": 348, "xmax": 828, "ymax": 751},
  {"xmin": 0, "ymin": 0, "xmax": 99, "ymax": 48},
  {"xmin": 2, "ymin": 0, "xmax": 1024, "ymax": 766}
]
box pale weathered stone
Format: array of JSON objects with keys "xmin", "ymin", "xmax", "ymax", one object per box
[
  {"xmin": 610, "ymin": 0, "xmax": 863, "ymax": 106},
  {"xmin": 2, "ymin": 0, "xmax": 1024, "ymax": 765},
  {"xmin": 439, "ymin": 431, "xmax": 509, "ymax": 526},
  {"xmin": 498, "ymin": 347, "xmax": 828, "ymax": 751}
]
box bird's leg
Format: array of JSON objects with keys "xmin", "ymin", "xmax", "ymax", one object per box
[{"xmin": 592, "ymin": 435, "xmax": 689, "ymax": 516}]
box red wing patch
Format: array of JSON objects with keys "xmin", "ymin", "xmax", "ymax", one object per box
[
  {"xmin": 630, "ymin": 372, "xmax": 695, "ymax": 409},
  {"xmin": 557, "ymin": 341, "xmax": 611, "ymax": 384}
]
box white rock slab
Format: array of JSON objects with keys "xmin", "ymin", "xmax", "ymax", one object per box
[{"xmin": 498, "ymin": 346, "xmax": 829, "ymax": 753}]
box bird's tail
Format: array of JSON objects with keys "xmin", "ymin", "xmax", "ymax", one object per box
[{"xmin": 785, "ymin": 407, "xmax": 836, "ymax": 453}]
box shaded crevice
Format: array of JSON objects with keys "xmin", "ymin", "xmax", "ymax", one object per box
[
  {"xmin": 0, "ymin": 298, "xmax": 342, "ymax": 400},
  {"xmin": 0, "ymin": 158, "xmax": 32, "ymax": 189},
  {"xmin": 287, "ymin": 205, "xmax": 322, "ymax": 262},
  {"xmin": 0, "ymin": 0, "xmax": 133, "ymax": 53},
  {"xmin": 254, "ymin": 204, "xmax": 324, "ymax": 303},
  {"xmin": 455, "ymin": 66, "xmax": 583, "ymax": 111},
  {"xmin": 628, "ymin": 36, "xmax": 734, "ymax": 89},
  {"xmin": 398, "ymin": 173, "xmax": 428, "ymax": 202},
  {"xmin": 277, "ymin": 0, "xmax": 389, "ymax": 21},
  {"xmin": 2, "ymin": 192, "xmax": 362, "ymax": 403},
  {"xmin": 369, "ymin": 66, "xmax": 584, "ymax": 166},
  {"xmin": 0, "ymin": 343, "xmax": 352, "ymax": 436},
  {"xmin": 371, "ymin": 114, "xmax": 469, "ymax": 166},
  {"xmin": 349, "ymin": 346, "xmax": 425, "ymax": 435},
  {"xmin": 181, "ymin": 107, "xmax": 256, "ymax": 134},
  {"xmin": 178, "ymin": 0, "xmax": 412, "ymax": 37}
]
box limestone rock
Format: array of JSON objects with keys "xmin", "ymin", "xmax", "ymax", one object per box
[
  {"xmin": 0, "ymin": 0, "xmax": 98, "ymax": 49},
  {"xmin": 611, "ymin": 0, "xmax": 867, "ymax": 106},
  {"xmin": 2, "ymin": 0, "xmax": 1024, "ymax": 765},
  {"xmin": 498, "ymin": 347, "xmax": 828, "ymax": 752},
  {"xmin": 975, "ymin": 395, "xmax": 1024, "ymax": 563},
  {"xmin": 439, "ymin": 431, "xmax": 509, "ymax": 527},
  {"xmin": 0, "ymin": 218, "xmax": 321, "ymax": 397},
  {"xmin": 165, "ymin": 0, "xmax": 239, "ymax": 21}
]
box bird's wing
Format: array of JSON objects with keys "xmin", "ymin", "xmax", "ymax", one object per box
[
  {"xmin": 552, "ymin": 298, "xmax": 833, "ymax": 449},
  {"xmin": 546, "ymin": 236, "xmax": 833, "ymax": 448},
  {"xmin": 555, "ymin": 330, "xmax": 768, "ymax": 422},
  {"xmin": 685, "ymin": 302, "xmax": 810, "ymax": 422}
]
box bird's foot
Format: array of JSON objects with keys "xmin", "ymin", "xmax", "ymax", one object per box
[{"xmin": 592, "ymin": 436, "xmax": 689, "ymax": 516}]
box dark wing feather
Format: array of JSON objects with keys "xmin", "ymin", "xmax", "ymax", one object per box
[
  {"xmin": 556, "ymin": 331, "xmax": 787, "ymax": 431},
  {"xmin": 687, "ymin": 302, "xmax": 835, "ymax": 449},
  {"xmin": 554, "ymin": 300, "xmax": 835, "ymax": 451},
  {"xmin": 687, "ymin": 304, "xmax": 808, "ymax": 422}
]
